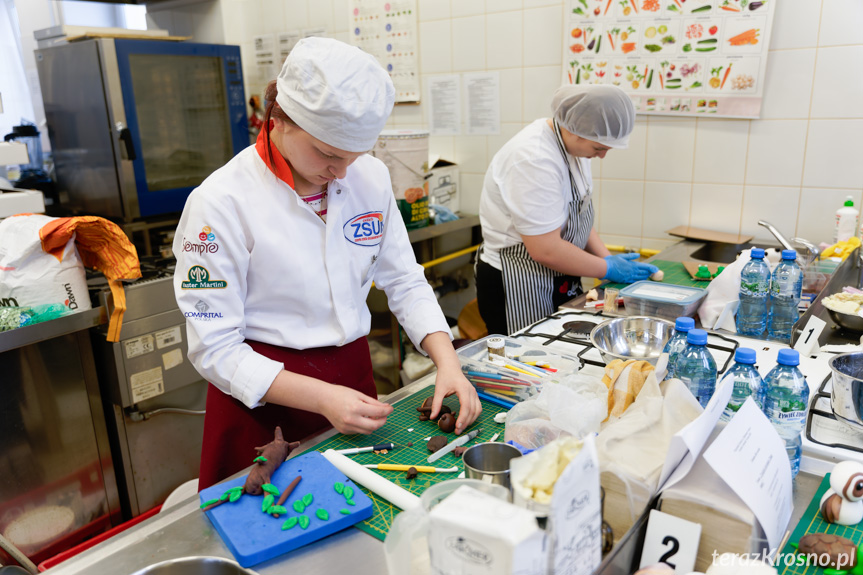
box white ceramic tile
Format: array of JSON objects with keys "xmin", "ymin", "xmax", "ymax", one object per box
[
  {"xmin": 418, "ymin": 0, "xmax": 451, "ymax": 21},
  {"xmin": 591, "ymin": 179, "xmax": 602, "ymax": 229},
  {"xmin": 524, "ymin": 0, "xmax": 560, "ymax": 7},
  {"xmin": 522, "ymin": 66, "xmax": 564, "ymax": 120},
  {"xmin": 452, "ymin": 16, "xmax": 486, "ymax": 72},
  {"xmin": 643, "ymin": 182, "xmax": 692, "ymax": 238},
  {"xmin": 333, "ymin": 0, "xmax": 349, "ymax": 32},
  {"xmin": 524, "ymin": 6, "xmax": 563, "ymax": 67},
  {"xmin": 307, "ymin": 0, "xmax": 333, "ymax": 29},
  {"xmin": 690, "ymin": 184, "xmax": 744, "ymax": 235},
  {"xmin": 487, "ymin": 0, "xmax": 523, "ymax": 12},
  {"xmin": 392, "ymin": 102, "xmax": 425, "ymax": 126},
  {"xmin": 488, "ymin": 123, "xmax": 523, "ymax": 160},
  {"xmin": 769, "ymin": 0, "xmax": 821, "ymax": 50},
  {"xmin": 452, "ymin": 0, "xmax": 486, "ymax": 18},
  {"xmin": 760, "ymin": 49, "xmax": 816, "ymax": 120},
  {"xmin": 797, "ymin": 188, "xmax": 863, "ymax": 244},
  {"xmin": 599, "ymin": 180, "xmax": 644, "ymax": 237},
  {"xmin": 692, "ymin": 119, "xmax": 749, "ymax": 184},
  {"xmin": 420, "ymin": 20, "xmax": 452, "ymax": 73},
  {"xmin": 454, "ymin": 135, "xmax": 489, "ymax": 174},
  {"xmin": 242, "ymin": 0, "xmax": 267, "ymax": 38},
  {"xmin": 803, "ymin": 120, "xmax": 863, "ymax": 189},
  {"xmin": 744, "ymin": 120, "xmax": 808, "ymax": 187},
  {"xmin": 589, "ymin": 156, "xmax": 601, "ymax": 180},
  {"xmin": 819, "ymin": 0, "xmax": 863, "ymax": 47},
  {"xmin": 486, "ymin": 12, "xmax": 523, "ymax": 69},
  {"xmin": 740, "ymin": 185, "xmax": 801, "ymax": 243},
  {"xmin": 429, "ymin": 135, "xmax": 455, "ymax": 161},
  {"xmin": 645, "ymin": 118, "xmax": 697, "ymax": 183},
  {"xmin": 283, "ymin": 0, "xmax": 308, "ymax": 28},
  {"xmin": 459, "ymin": 172, "xmax": 486, "ymax": 215},
  {"xmin": 221, "ymin": 2, "xmax": 245, "ymax": 44},
  {"xmin": 600, "ymin": 118, "xmax": 647, "ymax": 180},
  {"xmin": 811, "ymin": 46, "xmax": 863, "ymax": 119},
  {"xmin": 497, "ymin": 68, "xmax": 524, "ymax": 123},
  {"xmin": 333, "ymin": 30, "xmax": 349, "ymax": 43}
]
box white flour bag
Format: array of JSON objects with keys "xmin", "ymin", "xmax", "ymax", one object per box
[{"xmin": 0, "ymin": 214, "xmax": 90, "ymax": 313}]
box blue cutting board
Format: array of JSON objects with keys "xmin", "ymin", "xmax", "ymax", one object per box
[{"xmin": 199, "ymin": 451, "xmax": 373, "ymax": 567}]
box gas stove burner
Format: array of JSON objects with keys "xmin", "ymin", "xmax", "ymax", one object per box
[{"xmin": 560, "ymin": 321, "xmax": 595, "ymax": 339}]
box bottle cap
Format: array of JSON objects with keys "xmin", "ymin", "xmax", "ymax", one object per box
[
  {"xmin": 776, "ymin": 348, "xmax": 800, "ymax": 366},
  {"xmin": 734, "ymin": 347, "xmax": 757, "ymax": 364},
  {"xmin": 686, "ymin": 328, "xmax": 708, "ymax": 346},
  {"xmin": 675, "ymin": 317, "xmax": 695, "ymax": 332},
  {"xmin": 781, "ymin": 249, "xmax": 797, "ymax": 261},
  {"xmin": 845, "ymin": 196, "xmax": 854, "ymax": 207},
  {"xmin": 750, "ymin": 248, "xmax": 765, "ymax": 259}
]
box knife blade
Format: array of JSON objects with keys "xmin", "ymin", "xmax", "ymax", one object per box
[{"xmin": 427, "ymin": 428, "xmax": 482, "ymax": 464}]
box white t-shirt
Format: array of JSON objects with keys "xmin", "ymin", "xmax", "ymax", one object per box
[{"xmin": 479, "ymin": 118, "xmax": 593, "ymax": 270}]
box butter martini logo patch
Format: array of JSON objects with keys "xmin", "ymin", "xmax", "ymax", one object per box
[
  {"xmin": 181, "ymin": 265, "xmax": 227, "ymax": 289},
  {"xmin": 344, "ymin": 211, "xmax": 384, "ymax": 246}
]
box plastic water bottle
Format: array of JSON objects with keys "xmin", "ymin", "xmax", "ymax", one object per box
[
  {"xmin": 762, "ymin": 349, "xmax": 809, "ymax": 478},
  {"xmin": 674, "ymin": 328, "xmax": 717, "ymax": 408},
  {"xmin": 767, "ymin": 250, "xmax": 803, "ymax": 342},
  {"xmin": 719, "ymin": 347, "xmax": 764, "ymax": 421},
  {"xmin": 662, "ymin": 317, "xmax": 695, "ymax": 380},
  {"xmin": 736, "ymin": 248, "xmax": 771, "ymax": 337}
]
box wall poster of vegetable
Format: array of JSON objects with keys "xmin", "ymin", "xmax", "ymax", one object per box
[{"xmin": 562, "ymin": 0, "xmax": 776, "ymax": 118}]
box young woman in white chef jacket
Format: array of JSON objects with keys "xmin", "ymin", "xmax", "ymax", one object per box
[
  {"xmin": 475, "ymin": 85, "xmax": 658, "ymax": 335},
  {"xmin": 174, "ymin": 38, "xmax": 480, "ymax": 489}
]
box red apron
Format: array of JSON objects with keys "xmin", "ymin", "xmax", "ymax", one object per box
[{"xmin": 197, "ymin": 337, "xmax": 376, "ymax": 490}]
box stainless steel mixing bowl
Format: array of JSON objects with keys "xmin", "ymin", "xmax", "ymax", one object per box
[
  {"xmin": 828, "ymin": 352, "xmax": 863, "ymax": 432},
  {"xmin": 589, "ymin": 316, "xmax": 675, "ymax": 365},
  {"xmin": 827, "ymin": 308, "xmax": 863, "ymax": 334}
]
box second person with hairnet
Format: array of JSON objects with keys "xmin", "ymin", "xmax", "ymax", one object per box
[{"xmin": 475, "ymin": 85, "xmax": 658, "ymax": 335}]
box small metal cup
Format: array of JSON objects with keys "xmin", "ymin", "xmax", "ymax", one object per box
[{"xmin": 462, "ymin": 442, "xmax": 522, "ymax": 490}]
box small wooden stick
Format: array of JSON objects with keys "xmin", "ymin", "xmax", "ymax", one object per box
[
  {"xmin": 277, "ymin": 475, "xmax": 302, "ymax": 507},
  {"xmin": 202, "ymin": 499, "xmax": 228, "ymax": 512}
]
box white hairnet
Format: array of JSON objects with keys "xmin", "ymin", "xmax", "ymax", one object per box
[
  {"xmin": 551, "ymin": 85, "xmax": 636, "ymax": 149},
  {"xmin": 276, "ymin": 37, "xmax": 395, "ymax": 152}
]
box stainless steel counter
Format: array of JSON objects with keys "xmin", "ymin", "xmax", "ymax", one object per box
[{"xmin": 42, "ymin": 366, "xmax": 830, "ymax": 575}]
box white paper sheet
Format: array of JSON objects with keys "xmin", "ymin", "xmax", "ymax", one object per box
[
  {"xmin": 703, "ymin": 398, "xmax": 792, "ymax": 551},
  {"xmin": 427, "ymin": 75, "xmax": 461, "ymax": 135},
  {"xmin": 550, "ymin": 435, "xmax": 602, "ymax": 575},
  {"xmin": 658, "ymin": 376, "xmax": 732, "ymax": 490},
  {"xmin": 463, "ymin": 72, "xmax": 500, "ymax": 135}
]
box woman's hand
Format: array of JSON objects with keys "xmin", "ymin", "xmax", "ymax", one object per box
[
  {"xmin": 431, "ymin": 365, "xmax": 482, "ymax": 434},
  {"xmin": 318, "ymin": 385, "xmax": 393, "ymax": 435}
]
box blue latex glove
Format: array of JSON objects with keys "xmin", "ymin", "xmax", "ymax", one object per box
[
  {"xmin": 603, "ymin": 253, "xmax": 659, "ymax": 284},
  {"xmin": 430, "ymin": 204, "xmax": 459, "ymax": 224}
]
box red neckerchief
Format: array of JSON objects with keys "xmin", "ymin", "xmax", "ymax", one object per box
[{"xmin": 255, "ymin": 122, "xmax": 295, "ymax": 188}]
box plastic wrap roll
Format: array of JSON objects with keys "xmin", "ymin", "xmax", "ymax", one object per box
[{"xmin": 323, "ymin": 449, "xmax": 421, "ymax": 511}]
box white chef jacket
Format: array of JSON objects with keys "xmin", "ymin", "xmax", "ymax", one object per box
[
  {"xmin": 479, "ymin": 119, "xmax": 593, "ymax": 270},
  {"xmin": 173, "ymin": 145, "xmax": 450, "ymax": 409}
]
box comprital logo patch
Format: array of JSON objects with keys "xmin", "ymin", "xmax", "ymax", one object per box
[
  {"xmin": 185, "ymin": 299, "xmax": 223, "ymax": 321},
  {"xmin": 445, "ymin": 537, "xmax": 492, "ymax": 565},
  {"xmin": 181, "ymin": 266, "xmax": 227, "ymax": 289}
]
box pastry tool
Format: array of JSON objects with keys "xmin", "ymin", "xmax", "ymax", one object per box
[
  {"xmin": 363, "ymin": 464, "xmax": 459, "ymax": 473},
  {"xmin": 332, "ymin": 443, "xmax": 395, "ymax": 455},
  {"xmin": 427, "ymin": 428, "xmax": 482, "ymax": 464},
  {"xmin": 322, "ymin": 450, "xmax": 420, "ymax": 511}
]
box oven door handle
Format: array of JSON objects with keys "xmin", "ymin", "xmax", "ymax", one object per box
[
  {"xmin": 115, "ymin": 122, "xmax": 137, "ymax": 161},
  {"xmin": 127, "ymin": 407, "xmax": 205, "ymax": 422}
]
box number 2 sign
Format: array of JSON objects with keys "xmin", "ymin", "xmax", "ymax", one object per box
[{"xmin": 638, "ymin": 509, "xmax": 702, "ymax": 572}]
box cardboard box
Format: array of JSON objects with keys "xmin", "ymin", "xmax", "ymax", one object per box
[{"xmin": 428, "ymin": 155, "xmax": 459, "ymax": 213}]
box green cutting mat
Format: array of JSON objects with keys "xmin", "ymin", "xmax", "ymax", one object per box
[
  {"xmin": 303, "ymin": 386, "xmax": 509, "ymax": 541},
  {"xmin": 605, "ymin": 259, "xmax": 708, "ymax": 291},
  {"xmin": 777, "ymin": 473, "xmax": 863, "ymax": 574}
]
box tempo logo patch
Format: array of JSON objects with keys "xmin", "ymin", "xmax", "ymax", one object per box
[
  {"xmin": 181, "ymin": 265, "xmax": 228, "ymax": 289},
  {"xmin": 343, "ymin": 211, "xmax": 384, "ymax": 246},
  {"xmin": 183, "ymin": 225, "xmax": 219, "ymax": 255}
]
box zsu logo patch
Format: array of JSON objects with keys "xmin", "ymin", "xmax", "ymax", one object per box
[
  {"xmin": 343, "ymin": 211, "xmax": 384, "ymax": 246},
  {"xmin": 181, "ymin": 265, "xmax": 228, "ymax": 289}
]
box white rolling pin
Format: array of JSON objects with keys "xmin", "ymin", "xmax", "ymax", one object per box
[{"xmin": 322, "ymin": 449, "xmax": 420, "ymax": 511}]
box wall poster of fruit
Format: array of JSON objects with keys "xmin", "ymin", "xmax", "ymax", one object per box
[{"xmin": 562, "ymin": 0, "xmax": 776, "ymax": 118}]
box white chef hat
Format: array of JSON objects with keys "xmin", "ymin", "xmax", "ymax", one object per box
[
  {"xmin": 551, "ymin": 85, "xmax": 635, "ymax": 149},
  {"xmin": 276, "ymin": 37, "xmax": 395, "ymax": 153}
]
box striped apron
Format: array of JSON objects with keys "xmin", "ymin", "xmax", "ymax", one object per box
[{"xmin": 498, "ymin": 119, "xmax": 595, "ymax": 333}]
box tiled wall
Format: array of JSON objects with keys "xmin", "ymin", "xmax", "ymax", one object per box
[{"xmin": 212, "ymin": 0, "xmax": 861, "ymax": 250}]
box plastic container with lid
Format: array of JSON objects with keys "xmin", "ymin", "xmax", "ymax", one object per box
[
  {"xmin": 619, "ymin": 281, "xmax": 707, "ymax": 321},
  {"xmin": 456, "ymin": 335, "xmax": 583, "ymax": 388}
]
